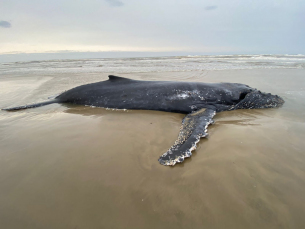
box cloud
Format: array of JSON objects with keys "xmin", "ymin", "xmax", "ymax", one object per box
[
  {"xmin": 105, "ymin": 0, "xmax": 124, "ymax": 7},
  {"xmin": 0, "ymin": 21, "xmax": 11, "ymax": 28},
  {"xmin": 205, "ymin": 6, "xmax": 217, "ymax": 11}
]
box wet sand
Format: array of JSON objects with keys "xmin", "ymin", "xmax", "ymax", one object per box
[{"xmin": 0, "ymin": 69, "xmax": 305, "ymax": 229}]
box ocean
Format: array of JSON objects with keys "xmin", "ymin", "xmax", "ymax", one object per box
[{"xmin": 1, "ymin": 54, "xmax": 305, "ymax": 75}]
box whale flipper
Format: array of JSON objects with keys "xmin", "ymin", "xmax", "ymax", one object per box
[{"xmin": 158, "ymin": 108, "xmax": 216, "ymax": 166}]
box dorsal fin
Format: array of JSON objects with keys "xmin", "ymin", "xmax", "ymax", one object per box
[{"xmin": 108, "ymin": 75, "xmax": 131, "ymax": 81}]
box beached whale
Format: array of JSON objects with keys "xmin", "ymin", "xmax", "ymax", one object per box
[{"xmin": 3, "ymin": 75, "xmax": 285, "ymax": 166}]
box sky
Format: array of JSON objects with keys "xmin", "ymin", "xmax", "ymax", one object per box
[{"xmin": 0, "ymin": 0, "xmax": 305, "ymax": 56}]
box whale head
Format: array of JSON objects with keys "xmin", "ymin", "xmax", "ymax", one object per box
[{"xmin": 232, "ymin": 90, "xmax": 285, "ymax": 110}]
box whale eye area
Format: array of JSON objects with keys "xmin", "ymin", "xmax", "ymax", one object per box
[{"xmin": 239, "ymin": 92, "xmax": 247, "ymax": 100}]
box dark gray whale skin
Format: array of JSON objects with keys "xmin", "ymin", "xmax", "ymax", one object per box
[
  {"xmin": 3, "ymin": 75, "xmax": 285, "ymax": 166},
  {"xmin": 56, "ymin": 75, "xmax": 284, "ymax": 113}
]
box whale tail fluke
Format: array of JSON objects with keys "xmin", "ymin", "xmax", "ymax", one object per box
[{"xmin": 2, "ymin": 99, "xmax": 59, "ymax": 111}]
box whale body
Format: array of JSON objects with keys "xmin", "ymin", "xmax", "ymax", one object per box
[{"xmin": 3, "ymin": 75, "xmax": 285, "ymax": 166}]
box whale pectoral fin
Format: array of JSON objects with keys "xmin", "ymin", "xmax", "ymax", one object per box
[{"xmin": 158, "ymin": 108, "xmax": 216, "ymax": 166}]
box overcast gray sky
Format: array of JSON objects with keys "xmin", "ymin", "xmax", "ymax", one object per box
[{"xmin": 1, "ymin": 0, "xmax": 304, "ymax": 55}]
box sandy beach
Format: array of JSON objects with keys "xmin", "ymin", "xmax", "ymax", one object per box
[{"xmin": 1, "ymin": 59, "xmax": 305, "ymax": 228}]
